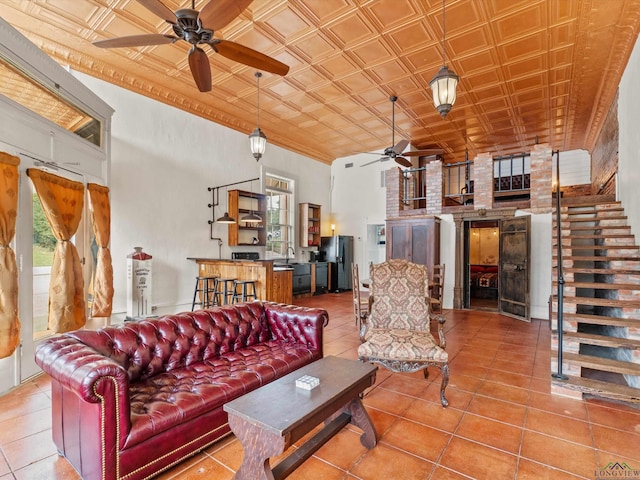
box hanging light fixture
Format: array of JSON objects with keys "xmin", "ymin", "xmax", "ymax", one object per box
[
  {"xmin": 248, "ymin": 71, "xmax": 267, "ymax": 161},
  {"xmin": 216, "ymin": 186, "xmax": 236, "ymax": 224},
  {"xmin": 429, "ymin": 0, "xmax": 459, "ymax": 118},
  {"xmin": 241, "ymin": 179, "xmax": 262, "ymax": 223}
]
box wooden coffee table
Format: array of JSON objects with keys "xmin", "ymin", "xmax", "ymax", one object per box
[{"xmin": 223, "ymin": 356, "xmax": 378, "ymax": 480}]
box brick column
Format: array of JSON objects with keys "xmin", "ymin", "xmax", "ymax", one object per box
[
  {"xmin": 473, "ymin": 153, "xmax": 493, "ymax": 209},
  {"xmin": 530, "ymin": 143, "xmax": 553, "ymax": 213},
  {"xmin": 425, "ymin": 159, "xmax": 443, "ymax": 215},
  {"xmin": 386, "ymin": 167, "xmax": 402, "ymax": 218}
]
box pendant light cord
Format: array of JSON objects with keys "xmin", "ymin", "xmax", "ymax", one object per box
[
  {"xmin": 442, "ymin": 0, "xmax": 447, "ymax": 66},
  {"xmin": 255, "ymin": 72, "xmax": 262, "ymax": 128}
]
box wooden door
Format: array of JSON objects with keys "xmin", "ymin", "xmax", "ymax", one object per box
[{"xmin": 499, "ymin": 216, "xmax": 530, "ymax": 321}]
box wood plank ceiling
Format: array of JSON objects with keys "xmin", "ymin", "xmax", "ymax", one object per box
[{"xmin": 2, "ymin": 0, "xmax": 640, "ymax": 164}]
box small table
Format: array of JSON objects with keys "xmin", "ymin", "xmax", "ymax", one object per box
[{"xmin": 224, "ymin": 356, "xmax": 378, "ymax": 480}]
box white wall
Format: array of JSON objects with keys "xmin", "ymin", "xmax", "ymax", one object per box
[
  {"xmin": 618, "ymin": 34, "xmax": 640, "ymax": 240},
  {"xmin": 74, "ymin": 73, "xmax": 330, "ymax": 320}
]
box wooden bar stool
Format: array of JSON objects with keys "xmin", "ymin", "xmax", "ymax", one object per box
[
  {"xmin": 214, "ymin": 278, "xmax": 236, "ymax": 305},
  {"xmin": 191, "ymin": 276, "xmax": 218, "ymax": 311},
  {"xmin": 232, "ymin": 280, "xmax": 258, "ymax": 303}
]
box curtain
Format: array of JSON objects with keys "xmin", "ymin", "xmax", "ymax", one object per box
[
  {"xmin": 27, "ymin": 169, "xmax": 85, "ymax": 333},
  {"xmin": 0, "ymin": 153, "xmax": 20, "ymax": 359},
  {"xmin": 87, "ymin": 183, "xmax": 113, "ymax": 317}
]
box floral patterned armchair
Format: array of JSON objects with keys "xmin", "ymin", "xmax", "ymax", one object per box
[{"xmin": 357, "ymin": 259, "xmax": 449, "ymax": 407}]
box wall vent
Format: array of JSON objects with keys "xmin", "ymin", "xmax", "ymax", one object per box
[
  {"xmin": 345, "ymin": 162, "xmax": 353, "ymax": 168},
  {"xmin": 381, "ymin": 171, "xmax": 386, "ymax": 187}
]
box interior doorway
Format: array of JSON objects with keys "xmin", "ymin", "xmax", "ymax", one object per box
[{"xmin": 465, "ymin": 220, "xmax": 500, "ymax": 310}]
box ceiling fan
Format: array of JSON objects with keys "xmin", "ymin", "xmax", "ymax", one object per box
[
  {"xmin": 92, "ymin": 0, "xmax": 289, "ymax": 92},
  {"xmin": 361, "ymin": 95, "xmax": 443, "ymax": 167}
]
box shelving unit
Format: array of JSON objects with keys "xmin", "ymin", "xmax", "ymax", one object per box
[
  {"xmin": 299, "ymin": 203, "xmax": 321, "ymax": 247},
  {"xmin": 228, "ymin": 189, "xmax": 267, "ymax": 246}
]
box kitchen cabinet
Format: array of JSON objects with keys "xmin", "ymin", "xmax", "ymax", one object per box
[
  {"xmin": 386, "ymin": 216, "xmax": 440, "ymax": 282},
  {"xmin": 299, "ymin": 203, "xmax": 321, "ymax": 247},
  {"xmin": 292, "ymin": 263, "xmax": 312, "ymax": 295},
  {"xmin": 228, "ymin": 190, "xmax": 267, "ymax": 246},
  {"xmin": 313, "ymin": 262, "xmax": 329, "ymax": 294},
  {"xmin": 272, "ymin": 269, "xmax": 293, "ymax": 304}
]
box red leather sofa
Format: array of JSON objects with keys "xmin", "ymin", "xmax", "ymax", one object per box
[{"xmin": 35, "ymin": 302, "xmax": 328, "ymax": 480}]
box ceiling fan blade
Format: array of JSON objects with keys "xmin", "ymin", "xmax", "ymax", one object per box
[
  {"xmin": 136, "ymin": 0, "xmax": 177, "ymax": 23},
  {"xmin": 395, "ymin": 156, "xmax": 412, "ymax": 167},
  {"xmin": 200, "ymin": 0, "xmax": 253, "ymax": 31},
  {"xmin": 93, "ymin": 34, "xmax": 176, "ymax": 48},
  {"xmin": 189, "ymin": 46, "xmax": 212, "ymax": 92},
  {"xmin": 360, "ymin": 156, "xmax": 389, "ymax": 167},
  {"xmin": 403, "ymin": 148, "xmax": 444, "ymax": 157},
  {"xmin": 209, "ymin": 39, "xmax": 289, "ymax": 76},
  {"xmin": 391, "ymin": 139, "xmax": 409, "ymax": 155}
]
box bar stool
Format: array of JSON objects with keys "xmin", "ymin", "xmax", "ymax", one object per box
[
  {"xmin": 232, "ymin": 280, "xmax": 258, "ymax": 303},
  {"xmin": 191, "ymin": 276, "xmax": 218, "ymax": 311},
  {"xmin": 214, "ymin": 278, "xmax": 236, "ymax": 305}
]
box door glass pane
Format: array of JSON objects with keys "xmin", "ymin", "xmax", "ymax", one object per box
[{"xmin": 32, "ymin": 192, "xmax": 54, "ymax": 339}]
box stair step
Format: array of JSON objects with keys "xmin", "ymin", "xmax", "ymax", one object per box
[
  {"xmin": 559, "ymin": 225, "xmax": 631, "ymax": 231},
  {"xmin": 555, "ymin": 296, "xmax": 640, "ymax": 308},
  {"xmin": 559, "ymin": 234, "xmax": 635, "ymax": 240},
  {"xmin": 558, "ymin": 216, "xmax": 628, "ymax": 223},
  {"xmin": 564, "ymin": 331, "xmax": 640, "ymax": 350},
  {"xmin": 553, "ymin": 255, "xmax": 640, "ymax": 262},
  {"xmin": 557, "ymin": 195, "xmax": 617, "ymax": 206},
  {"xmin": 563, "ymin": 352, "xmax": 640, "ymax": 376},
  {"xmin": 557, "ymin": 312, "xmax": 640, "ymax": 328},
  {"xmin": 556, "ymin": 281, "xmax": 640, "ymax": 290},
  {"xmin": 562, "ymin": 267, "xmax": 640, "ymax": 275},
  {"xmin": 551, "ymin": 375, "xmax": 640, "ymax": 403},
  {"xmin": 554, "ymin": 245, "xmax": 640, "ymax": 251},
  {"xmin": 561, "ymin": 206, "xmax": 624, "ymax": 214}
]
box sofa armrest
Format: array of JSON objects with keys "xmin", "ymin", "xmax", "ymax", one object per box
[
  {"xmin": 35, "ymin": 336, "xmax": 130, "ymax": 404},
  {"xmin": 263, "ymin": 302, "xmax": 329, "ymax": 354}
]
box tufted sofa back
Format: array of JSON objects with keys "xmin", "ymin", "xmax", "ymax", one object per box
[{"xmin": 69, "ymin": 303, "xmax": 270, "ymax": 382}]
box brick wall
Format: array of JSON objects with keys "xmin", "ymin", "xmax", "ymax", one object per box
[
  {"xmin": 472, "ymin": 153, "xmax": 493, "ymax": 209},
  {"xmin": 425, "ymin": 159, "xmax": 443, "ymax": 214},
  {"xmin": 530, "ymin": 143, "xmax": 552, "ymax": 212},
  {"xmin": 591, "ymin": 92, "xmax": 618, "ymax": 195}
]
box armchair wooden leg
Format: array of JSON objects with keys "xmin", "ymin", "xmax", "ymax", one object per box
[
  {"xmin": 439, "ymin": 363, "xmax": 450, "ymax": 408},
  {"xmin": 423, "ymin": 368, "xmax": 429, "ymax": 380}
]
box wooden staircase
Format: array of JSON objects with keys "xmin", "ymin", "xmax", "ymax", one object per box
[{"xmin": 551, "ymin": 195, "xmax": 640, "ymax": 403}]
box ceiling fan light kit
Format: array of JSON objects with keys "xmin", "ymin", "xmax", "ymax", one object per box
[
  {"xmin": 92, "ymin": 0, "xmax": 289, "ymax": 93},
  {"xmin": 249, "ymin": 71, "xmax": 267, "ymax": 161},
  {"xmin": 431, "ymin": 0, "xmax": 458, "ymax": 118}
]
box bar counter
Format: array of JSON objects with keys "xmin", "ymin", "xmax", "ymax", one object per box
[{"xmin": 188, "ymin": 258, "xmax": 293, "ymax": 304}]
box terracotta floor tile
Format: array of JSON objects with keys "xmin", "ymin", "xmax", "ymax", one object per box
[
  {"xmin": 0, "ymin": 454, "xmax": 9, "ymax": 476},
  {"xmin": 595, "ymin": 451, "xmax": 640, "ymax": 472},
  {"xmin": 286, "ymin": 457, "xmax": 345, "ymax": 480},
  {"xmin": 515, "ymin": 458, "xmax": 586, "ymax": 479},
  {"xmin": 0, "ymin": 392, "xmax": 50, "ymax": 423},
  {"xmin": 361, "ymin": 387, "xmax": 416, "ymax": 416},
  {"xmin": 377, "ymin": 373, "xmax": 430, "ymax": 398},
  {"xmin": 467, "ymin": 395, "xmax": 527, "ymax": 426},
  {"xmin": 445, "ymin": 360, "xmax": 488, "ymax": 379},
  {"xmin": 403, "ymin": 398, "xmax": 464, "ymax": 433},
  {"xmin": 586, "ymin": 402, "xmax": 640, "ymax": 434},
  {"xmin": 484, "ymin": 368, "xmax": 532, "ymax": 390},
  {"xmin": 156, "ymin": 453, "xmax": 210, "ymax": 479},
  {"xmin": 429, "ymin": 465, "xmax": 473, "ymax": 479},
  {"xmin": 447, "ymin": 373, "xmax": 483, "ymax": 393},
  {"xmin": 591, "ymin": 424, "xmax": 640, "ymax": 461},
  {"xmin": 476, "ymin": 380, "xmax": 530, "ymax": 405},
  {"xmin": 349, "ymin": 443, "xmax": 434, "ymax": 480},
  {"xmin": 489, "ymin": 358, "xmax": 534, "ymax": 376},
  {"xmin": 525, "ymin": 407, "xmax": 593, "ymax": 446},
  {"xmin": 0, "ymin": 409, "xmax": 52, "ymax": 446},
  {"xmin": 520, "ymin": 430, "xmax": 598, "ymax": 478},
  {"xmin": 528, "ymin": 391, "xmax": 589, "ymax": 421},
  {"xmin": 12, "ymin": 454, "xmax": 81, "ymax": 480},
  {"xmin": 423, "ymin": 384, "xmax": 474, "ymax": 411},
  {"xmin": 438, "ymin": 436, "xmax": 518, "ymax": 479},
  {"xmin": 161, "ymin": 456, "xmax": 233, "ymax": 480},
  {"xmin": 313, "ymin": 428, "xmax": 368, "ymax": 471},
  {"xmin": 208, "ymin": 437, "xmax": 244, "ymax": 472},
  {"xmin": 361, "ymin": 406, "xmax": 398, "ymax": 438},
  {"xmin": 1, "ymin": 429, "xmax": 58, "ymax": 471},
  {"xmin": 529, "ymin": 377, "xmax": 552, "ymax": 394},
  {"xmin": 455, "ymin": 413, "xmax": 523, "ymax": 454},
  {"xmin": 380, "ymin": 418, "xmax": 451, "ymax": 462}
]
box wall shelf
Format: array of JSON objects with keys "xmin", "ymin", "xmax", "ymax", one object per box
[
  {"xmin": 300, "ymin": 203, "xmax": 321, "ymax": 247},
  {"xmin": 228, "ymin": 189, "xmax": 267, "ymax": 246}
]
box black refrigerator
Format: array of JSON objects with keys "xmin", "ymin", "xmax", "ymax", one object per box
[{"xmin": 320, "ymin": 235, "xmax": 354, "ymax": 291}]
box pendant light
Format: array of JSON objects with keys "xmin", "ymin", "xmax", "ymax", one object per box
[
  {"xmin": 429, "ymin": 0, "xmax": 459, "ymax": 118},
  {"xmin": 241, "ymin": 179, "xmax": 262, "ymax": 223},
  {"xmin": 248, "ymin": 71, "xmax": 267, "ymax": 161},
  {"xmin": 216, "ymin": 186, "xmax": 236, "ymax": 224}
]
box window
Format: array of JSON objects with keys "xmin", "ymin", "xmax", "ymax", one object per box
[{"xmin": 265, "ymin": 173, "xmax": 294, "ymax": 259}]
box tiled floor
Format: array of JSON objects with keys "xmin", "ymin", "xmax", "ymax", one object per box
[{"xmin": 1, "ymin": 292, "xmax": 639, "ymax": 479}]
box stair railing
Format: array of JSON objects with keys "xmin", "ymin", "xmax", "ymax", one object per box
[{"xmin": 552, "ymin": 149, "xmax": 568, "ymax": 380}]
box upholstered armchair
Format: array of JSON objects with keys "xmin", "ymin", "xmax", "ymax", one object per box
[{"xmin": 357, "ymin": 259, "xmax": 449, "ymax": 407}]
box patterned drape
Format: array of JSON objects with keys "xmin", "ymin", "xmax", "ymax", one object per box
[
  {"xmin": 87, "ymin": 183, "xmax": 113, "ymax": 317},
  {"xmin": 0, "ymin": 153, "xmax": 20, "ymax": 359},
  {"xmin": 27, "ymin": 169, "xmax": 85, "ymax": 333}
]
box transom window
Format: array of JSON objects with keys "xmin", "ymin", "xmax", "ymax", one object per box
[{"xmin": 265, "ymin": 174, "xmax": 294, "ymax": 259}]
